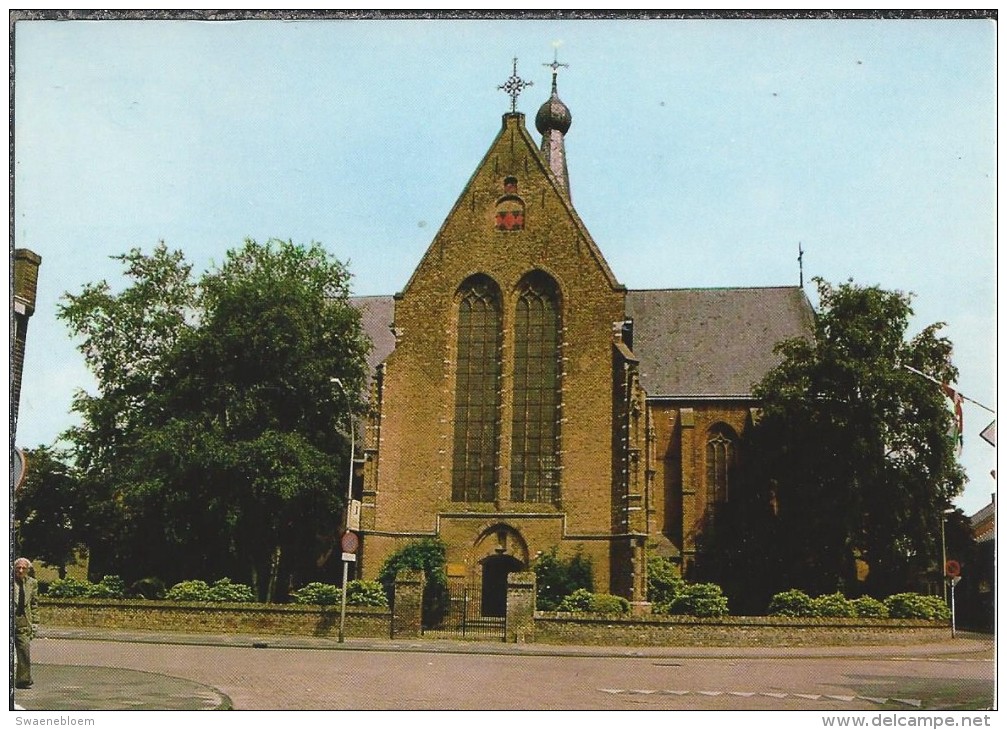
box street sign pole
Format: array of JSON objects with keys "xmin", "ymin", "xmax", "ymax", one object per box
[
  {"xmin": 331, "ymin": 377, "xmax": 355, "ymax": 644},
  {"xmin": 949, "ymin": 576, "xmax": 961, "ymax": 638}
]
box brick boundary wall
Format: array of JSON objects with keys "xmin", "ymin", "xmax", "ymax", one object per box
[
  {"xmin": 41, "ymin": 599, "xmax": 947, "ymax": 646},
  {"xmin": 41, "ymin": 599, "xmax": 393, "ymax": 639},
  {"xmin": 533, "ymin": 613, "xmax": 949, "ymax": 647}
]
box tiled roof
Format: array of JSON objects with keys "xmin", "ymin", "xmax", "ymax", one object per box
[
  {"xmin": 970, "ymin": 500, "xmax": 996, "ymax": 543},
  {"xmin": 625, "ymin": 286, "xmax": 815, "ymax": 398}
]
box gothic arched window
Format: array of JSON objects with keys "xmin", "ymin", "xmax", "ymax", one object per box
[
  {"xmin": 510, "ymin": 271, "xmax": 561, "ymax": 502},
  {"xmin": 452, "ymin": 276, "xmax": 502, "ymax": 502},
  {"xmin": 706, "ymin": 424, "xmax": 737, "ymax": 509}
]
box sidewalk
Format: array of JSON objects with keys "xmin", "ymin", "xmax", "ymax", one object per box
[
  {"xmin": 35, "ymin": 624, "xmax": 995, "ymax": 659},
  {"xmin": 12, "ymin": 626, "xmax": 994, "ymax": 711}
]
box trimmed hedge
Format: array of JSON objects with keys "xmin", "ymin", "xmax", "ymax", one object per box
[
  {"xmin": 770, "ymin": 589, "xmax": 945, "ymax": 621},
  {"xmin": 851, "ymin": 596, "xmax": 889, "ymax": 619},
  {"xmin": 291, "ymin": 580, "xmax": 389, "ymax": 608},
  {"xmin": 556, "ymin": 588, "xmax": 629, "ymax": 614},
  {"xmin": 662, "ymin": 583, "xmax": 730, "ymax": 618},
  {"xmin": 768, "ymin": 589, "xmax": 816, "ymax": 617},
  {"xmin": 811, "ymin": 592, "xmax": 856, "ymax": 618},
  {"xmin": 46, "ymin": 575, "xmax": 126, "ymax": 599},
  {"xmin": 164, "ymin": 579, "xmax": 256, "ymax": 603},
  {"xmin": 884, "ymin": 593, "xmax": 951, "ymax": 621}
]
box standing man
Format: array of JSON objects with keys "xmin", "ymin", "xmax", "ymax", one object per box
[{"xmin": 13, "ymin": 557, "xmax": 38, "ymax": 689}]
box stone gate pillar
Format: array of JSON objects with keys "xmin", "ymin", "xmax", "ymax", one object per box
[
  {"xmin": 392, "ymin": 569, "xmax": 425, "ymax": 638},
  {"xmin": 506, "ymin": 571, "xmax": 536, "ymax": 643}
]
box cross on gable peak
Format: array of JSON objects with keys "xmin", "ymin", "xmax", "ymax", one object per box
[{"xmin": 498, "ymin": 57, "xmax": 533, "ymax": 113}]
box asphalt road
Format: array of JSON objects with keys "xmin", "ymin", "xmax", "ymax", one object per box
[{"xmin": 23, "ymin": 632, "xmax": 995, "ymax": 711}]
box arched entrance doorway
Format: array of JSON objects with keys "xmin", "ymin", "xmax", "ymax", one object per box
[{"xmin": 480, "ymin": 553, "xmax": 523, "ymax": 617}]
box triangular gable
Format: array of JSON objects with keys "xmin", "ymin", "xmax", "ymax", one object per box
[{"xmin": 398, "ymin": 112, "xmax": 622, "ymax": 298}]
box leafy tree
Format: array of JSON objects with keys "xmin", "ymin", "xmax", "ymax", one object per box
[
  {"xmin": 59, "ymin": 239, "xmax": 370, "ymax": 600},
  {"xmin": 14, "ymin": 445, "xmax": 89, "ymax": 578},
  {"xmin": 703, "ymin": 279, "xmax": 965, "ymax": 606}
]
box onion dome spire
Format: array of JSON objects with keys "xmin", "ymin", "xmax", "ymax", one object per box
[{"xmin": 536, "ymin": 53, "xmax": 572, "ymax": 199}]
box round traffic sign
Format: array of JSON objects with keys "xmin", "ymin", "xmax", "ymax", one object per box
[
  {"xmin": 945, "ymin": 559, "xmax": 961, "ymax": 577},
  {"xmin": 340, "ymin": 530, "xmax": 359, "ymax": 554}
]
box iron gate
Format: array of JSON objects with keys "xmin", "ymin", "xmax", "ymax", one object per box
[{"xmin": 423, "ymin": 583, "xmax": 506, "ymax": 641}]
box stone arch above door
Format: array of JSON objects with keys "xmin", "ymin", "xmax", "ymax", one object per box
[{"xmin": 471, "ymin": 522, "xmax": 530, "ymax": 567}]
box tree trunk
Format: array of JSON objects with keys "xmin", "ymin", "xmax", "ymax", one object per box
[
  {"xmin": 266, "ymin": 544, "xmax": 282, "ymax": 603},
  {"xmin": 250, "ymin": 561, "xmax": 261, "ymax": 602}
]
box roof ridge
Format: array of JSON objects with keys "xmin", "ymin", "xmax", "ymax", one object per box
[{"xmin": 627, "ymin": 284, "xmax": 803, "ymax": 294}]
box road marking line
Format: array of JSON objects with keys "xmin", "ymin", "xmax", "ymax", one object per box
[{"xmin": 598, "ymin": 689, "xmax": 925, "ymax": 707}]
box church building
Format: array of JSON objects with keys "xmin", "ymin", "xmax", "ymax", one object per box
[{"xmin": 351, "ymin": 60, "xmax": 814, "ymax": 612}]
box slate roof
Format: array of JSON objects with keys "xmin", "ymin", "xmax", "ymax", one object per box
[
  {"xmin": 625, "ymin": 286, "xmax": 815, "ymax": 399},
  {"xmin": 352, "ymin": 286, "xmax": 815, "ymax": 400},
  {"xmin": 351, "ymin": 296, "xmax": 396, "ymax": 383}
]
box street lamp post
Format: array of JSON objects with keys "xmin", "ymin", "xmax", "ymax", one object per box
[
  {"xmin": 940, "ymin": 507, "xmax": 955, "ymax": 603},
  {"xmin": 331, "ymin": 377, "xmax": 355, "ymax": 644}
]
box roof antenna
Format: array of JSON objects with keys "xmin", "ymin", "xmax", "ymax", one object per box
[{"xmin": 798, "ymin": 242, "xmax": 804, "ymax": 289}]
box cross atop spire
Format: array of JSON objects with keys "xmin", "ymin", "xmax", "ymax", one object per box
[
  {"xmin": 498, "ymin": 57, "xmax": 533, "ymax": 113},
  {"xmin": 543, "ymin": 47, "xmax": 569, "ymax": 94}
]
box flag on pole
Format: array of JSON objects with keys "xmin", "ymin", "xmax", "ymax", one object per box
[{"xmin": 941, "ymin": 383, "xmax": 965, "ymax": 455}]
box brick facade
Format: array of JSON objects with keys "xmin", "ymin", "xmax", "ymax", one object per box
[{"xmin": 354, "ymin": 94, "xmax": 812, "ymax": 607}]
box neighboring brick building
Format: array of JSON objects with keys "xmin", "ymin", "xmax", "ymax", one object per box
[
  {"xmin": 12, "ymin": 248, "xmax": 42, "ymax": 442},
  {"xmin": 352, "ymin": 66, "xmax": 813, "ymax": 612}
]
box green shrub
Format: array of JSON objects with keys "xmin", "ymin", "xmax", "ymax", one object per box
[
  {"xmin": 556, "ymin": 588, "xmax": 594, "ymax": 612},
  {"xmin": 554, "ymin": 588, "xmax": 630, "ymax": 614},
  {"xmin": 811, "ymin": 592, "xmax": 856, "ymax": 618},
  {"xmin": 533, "ymin": 546, "xmax": 594, "ymax": 611},
  {"xmin": 884, "ymin": 593, "xmax": 950, "ymax": 621},
  {"xmin": 292, "ymin": 582, "xmax": 342, "ymax": 606},
  {"xmin": 768, "ymin": 589, "xmax": 816, "ymax": 617},
  {"xmin": 665, "ymin": 582, "xmax": 729, "ymax": 618},
  {"xmin": 46, "ymin": 577, "xmax": 92, "ymax": 598},
  {"xmin": 293, "ymin": 580, "xmax": 390, "ymax": 608},
  {"xmin": 851, "ymin": 596, "xmax": 889, "ymax": 619},
  {"xmin": 587, "ymin": 593, "xmax": 630, "ymax": 614},
  {"xmin": 646, "ymin": 553, "xmax": 684, "ymax": 605},
  {"xmin": 86, "ymin": 575, "xmax": 126, "ymax": 599},
  {"xmin": 164, "ymin": 578, "xmax": 256, "ymax": 602},
  {"xmin": 345, "ymin": 580, "xmax": 389, "ymax": 608},
  {"xmin": 206, "ymin": 578, "xmax": 256, "ymax": 603},
  {"xmin": 165, "ymin": 580, "xmax": 213, "ymax": 602}
]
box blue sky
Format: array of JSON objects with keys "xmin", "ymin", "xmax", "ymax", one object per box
[{"xmin": 12, "ymin": 17, "xmax": 997, "ymax": 515}]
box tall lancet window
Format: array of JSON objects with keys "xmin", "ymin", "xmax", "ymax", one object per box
[
  {"xmin": 706, "ymin": 424, "xmax": 737, "ymax": 511},
  {"xmin": 452, "ymin": 276, "xmax": 503, "ymax": 502},
  {"xmin": 511, "ymin": 271, "xmax": 561, "ymax": 502}
]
